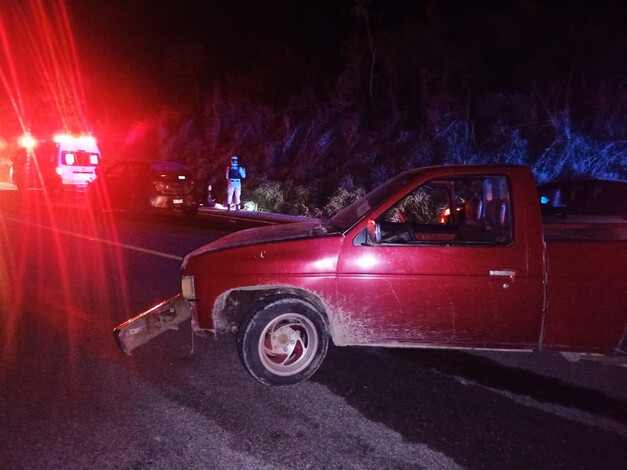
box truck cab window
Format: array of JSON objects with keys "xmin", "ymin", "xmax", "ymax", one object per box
[{"xmin": 375, "ymin": 176, "xmax": 513, "ymax": 245}]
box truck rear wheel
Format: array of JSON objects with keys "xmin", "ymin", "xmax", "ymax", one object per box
[{"xmin": 237, "ymin": 296, "xmax": 329, "ymax": 386}]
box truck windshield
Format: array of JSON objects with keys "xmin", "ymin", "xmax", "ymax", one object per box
[{"xmin": 327, "ymin": 170, "xmax": 422, "ymax": 233}]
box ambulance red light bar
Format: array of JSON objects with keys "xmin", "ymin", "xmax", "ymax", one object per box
[{"xmin": 53, "ymin": 134, "xmax": 97, "ymax": 145}]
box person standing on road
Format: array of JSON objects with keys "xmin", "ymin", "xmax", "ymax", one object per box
[{"xmin": 225, "ymin": 155, "xmax": 246, "ymax": 210}]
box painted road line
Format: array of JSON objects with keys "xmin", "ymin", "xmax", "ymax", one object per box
[{"xmin": 3, "ymin": 216, "xmax": 183, "ymax": 261}]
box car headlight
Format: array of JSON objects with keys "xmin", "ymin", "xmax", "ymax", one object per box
[{"xmin": 181, "ymin": 275, "xmax": 196, "ymax": 300}]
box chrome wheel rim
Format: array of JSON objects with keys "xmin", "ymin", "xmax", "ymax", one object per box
[{"xmin": 258, "ymin": 313, "xmax": 318, "ymax": 377}]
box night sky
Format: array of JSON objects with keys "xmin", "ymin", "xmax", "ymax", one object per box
[
  {"xmin": 2, "ymin": 0, "xmax": 626, "ymax": 144},
  {"xmin": 67, "ymin": 1, "xmax": 625, "ymax": 77},
  {"xmin": 69, "ymin": 0, "xmax": 356, "ymax": 102}
]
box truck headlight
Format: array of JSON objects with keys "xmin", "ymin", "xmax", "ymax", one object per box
[{"xmin": 181, "ymin": 275, "xmax": 196, "ymax": 300}]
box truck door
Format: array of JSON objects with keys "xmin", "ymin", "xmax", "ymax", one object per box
[{"xmin": 336, "ymin": 172, "xmax": 545, "ymax": 349}]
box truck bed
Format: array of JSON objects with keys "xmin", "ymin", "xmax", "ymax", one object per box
[
  {"xmin": 543, "ymin": 215, "xmax": 627, "ymax": 241},
  {"xmin": 542, "ymin": 235, "xmax": 627, "ymax": 353}
]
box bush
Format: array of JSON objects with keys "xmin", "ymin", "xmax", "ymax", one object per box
[
  {"xmin": 251, "ymin": 181, "xmax": 286, "ymax": 213},
  {"xmin": 323, "ymin": 186, "xmax": 366, "ymax": 218}
]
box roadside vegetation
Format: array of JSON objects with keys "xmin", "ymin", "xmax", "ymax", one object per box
[
  {"xmin": 112, "ymin": 1, "xmax": 625, "ymax": 216},
  {"xmin": 3, "ymin": 1, "xmax": 626, "ymax": 217}
]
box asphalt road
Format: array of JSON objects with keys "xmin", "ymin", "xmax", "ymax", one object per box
[{"xmin": 0, "ymin": 188, "xmax": 626, "ymax": 469}]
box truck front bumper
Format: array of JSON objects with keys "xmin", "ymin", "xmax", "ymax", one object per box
[{"xmin": 114, "ymin": 294, "xmax": 191, "ymax": 355}]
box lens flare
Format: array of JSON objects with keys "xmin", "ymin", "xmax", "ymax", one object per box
[
  {"xmin": 0, "ymin": 1, "xmax": 92, "ymax": 134},
  {"xmin": 18, "ymin": 134, "xmax": 38, "ymax": 149}
]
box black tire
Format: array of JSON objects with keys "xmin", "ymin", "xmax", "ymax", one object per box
[{"xmin": 237, "ymin": 296, "xmax": 329, "ymax": 386}]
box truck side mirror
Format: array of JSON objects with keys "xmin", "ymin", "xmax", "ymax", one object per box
[{"xmin": 366, "ymin": 218, "xmax": 381, "ymax": 245}]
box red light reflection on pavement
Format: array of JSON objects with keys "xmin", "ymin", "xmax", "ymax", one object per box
[{"xmin": 0, "ymin": 191, "xmax": 133, "ymax": 395}]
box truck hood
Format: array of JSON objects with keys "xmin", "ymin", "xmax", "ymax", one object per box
[{"xmin": 182, "ymin": 220, "xmax": 323, "ymax": 268}]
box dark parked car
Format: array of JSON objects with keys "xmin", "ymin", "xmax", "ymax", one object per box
[
  {"xmin": 88, "ymin": 160, "xmax": 198, "ymax": 218},
  {"xmin": 538, "ymin": 178, "xmax": 627, "ymax": 219}
]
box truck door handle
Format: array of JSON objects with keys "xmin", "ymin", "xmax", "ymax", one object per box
[
  {"xmin": 489, "ymin": 269, "xmax": 516, "ymax": 277},
  {"xmin": 490, "ymin": 269, "xmax": 516, "ymax": 289}
]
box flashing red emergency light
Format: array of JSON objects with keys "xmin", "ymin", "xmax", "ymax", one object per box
[
  {"xmin": 19, "ymin": 134, "xmax": 38, "ymax": 149},
  {"xmin": 53, "ymin": 133, "xmax": 97, "ymax": 145}
]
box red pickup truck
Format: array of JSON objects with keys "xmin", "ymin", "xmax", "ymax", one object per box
[{"xmin": 115, "ymin": 165, "xmax": 627, "ymax": 386}]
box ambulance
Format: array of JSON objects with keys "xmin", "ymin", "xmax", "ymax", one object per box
[{"xmin": 11, "ymin": 133, "xmax": 101, "ymax": 191}]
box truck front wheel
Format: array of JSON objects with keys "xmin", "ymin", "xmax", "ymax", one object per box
[{"xmin": 237, "ymin": 296, "xmax": 329, "ymax": 386}]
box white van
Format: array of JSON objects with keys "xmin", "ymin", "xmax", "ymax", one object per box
[{"xmin": 11, "ymin": 134, "xmax": 101, "ymax": 190}]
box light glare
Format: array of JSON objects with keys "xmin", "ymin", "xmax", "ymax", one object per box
[
  {"xmin": 19, "ymin": 134, "xmax": 37, "ymax": 149},
  {"xmin": 313, "ymin": 257, "xmax": 335, "ymax": 270},
  {"xmin": 356, "ymin": 254, "xmax": 378, "ymax": 269},
  {"xmin": 54, "ymin": 134, "xmax": 97, "ymax": 145}
]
